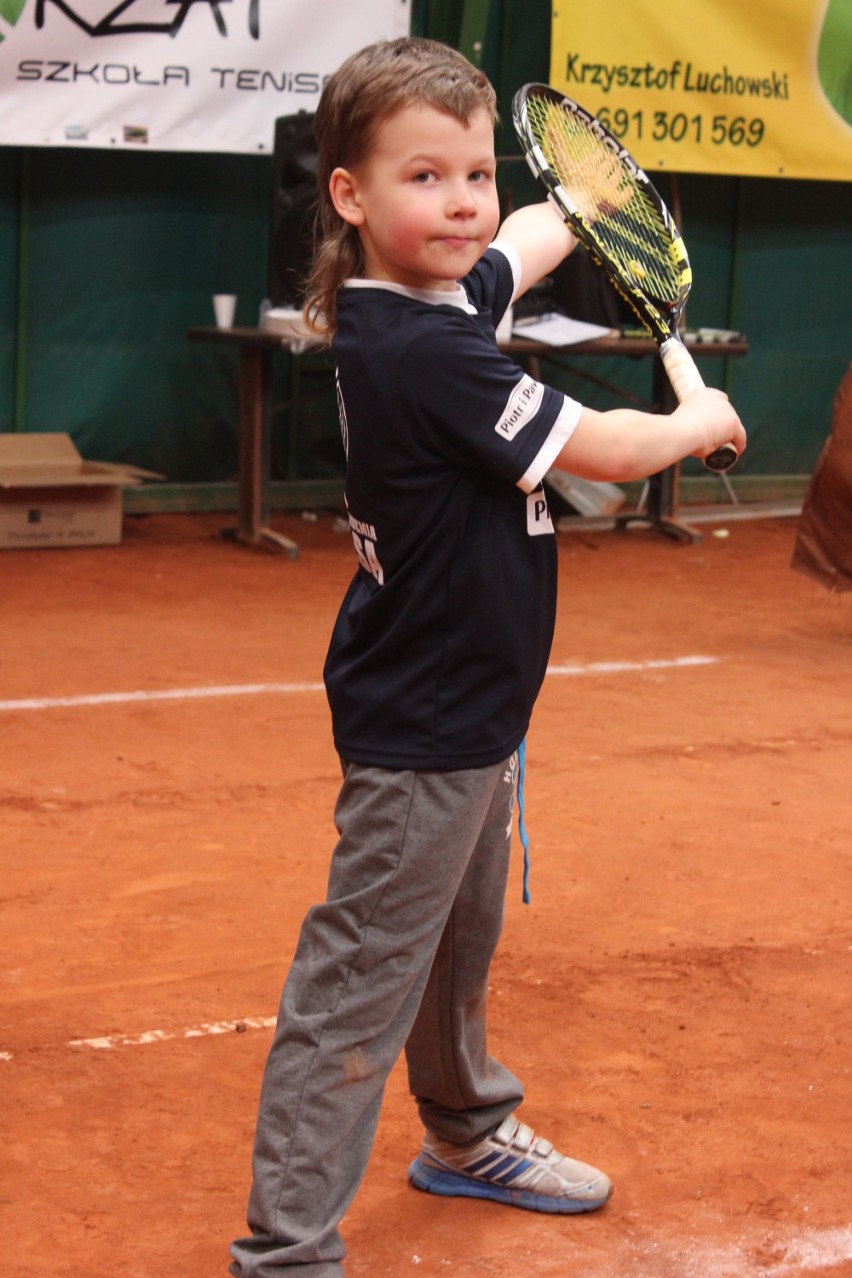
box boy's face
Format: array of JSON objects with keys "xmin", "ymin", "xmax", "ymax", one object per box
[{"xmin": 331, "ymin": 103, "xmax": 500, "ymax": 292}]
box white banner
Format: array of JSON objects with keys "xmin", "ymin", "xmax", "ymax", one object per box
[{"xmin": 0, "ymin": 0, "xmax": 411, "ymax": 152}]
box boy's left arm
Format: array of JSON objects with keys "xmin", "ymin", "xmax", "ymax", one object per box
[{"xmin": 496, "ymin": 201, "xmax": 577, "ymax": 299}]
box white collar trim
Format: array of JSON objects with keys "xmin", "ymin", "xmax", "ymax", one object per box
[{"xmin": 343, "ymin": 278, "xmax": 476, "ymax": 315}]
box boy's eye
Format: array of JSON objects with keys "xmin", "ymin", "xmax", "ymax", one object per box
[
  {"xmin": 412, "ymin": 170, "xmax": 436, "ymax": 184},
  {"xmin": 470, "ymin": 169, "xmax": 494, "ymax": 183}
]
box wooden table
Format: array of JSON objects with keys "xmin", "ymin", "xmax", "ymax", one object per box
[{"xmin": 188, "ymin": 325, "xmax": 747, "ymax": 554}]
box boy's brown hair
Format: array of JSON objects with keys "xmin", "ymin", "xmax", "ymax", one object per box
[{"xmin": 304, "ymin": 37, "xmax": 498, "ymax": 336}]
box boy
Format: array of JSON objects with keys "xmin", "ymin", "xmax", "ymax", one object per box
[{"xmin": 230, "ymin": 36, "xmax": 745, "ymax": 1277}]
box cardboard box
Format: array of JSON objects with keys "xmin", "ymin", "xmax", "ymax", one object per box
[{"xmin": 0, "ymin": 433, "xmax": 161, "ymax": 549}]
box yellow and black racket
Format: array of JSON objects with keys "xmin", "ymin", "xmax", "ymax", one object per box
[{"xmin": 513, "ymin": 83, "xmax": 738, "ymax": 472}]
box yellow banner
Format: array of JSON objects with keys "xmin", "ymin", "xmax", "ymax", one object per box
[{"xmin": 549, "ymin": 0, "xmax": 852, "ymax": 180}]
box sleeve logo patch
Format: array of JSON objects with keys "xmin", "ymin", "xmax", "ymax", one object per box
[{"xmin": 495, "ymin": 374, "xmax": 544, "ymax": 442}]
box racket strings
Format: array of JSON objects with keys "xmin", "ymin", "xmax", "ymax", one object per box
[{"xmin": 527, "ymin": 95, "xmax": 683, "ymax": 303}]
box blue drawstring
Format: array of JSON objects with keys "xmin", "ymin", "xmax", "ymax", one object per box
[{"xmin": 517, "ymin": 738, "xmax": 531, "ymax": 904}]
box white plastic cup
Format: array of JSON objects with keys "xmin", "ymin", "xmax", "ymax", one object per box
[{"xmin": 213, "ymin": 294, "xmax": 237, "ymax": 328}]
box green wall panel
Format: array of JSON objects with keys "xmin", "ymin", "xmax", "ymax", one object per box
[
  {"xmin": 726, "ymin": 178, "xmax": 851, "ymax": 475},
  {"xmin": 0, "ymin": 150, "xmax": 19, "ymax": 432},
  {"xmin": 9, "ymin": 147, "xmax": 272, "ymax": 480}
]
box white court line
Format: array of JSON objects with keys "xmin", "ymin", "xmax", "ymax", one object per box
[
  {"xmin": 546, "ymin": 655, "xmax": 720, "ymax": 676},
  {"xmin": 3, "ymin": 1019, "xmax": 277, "ymax": 1062},
  {"xmin": 0, "ymin": 682, "xmax": 325, "ymax": 712},
  {"xmin": 68, "ymin": 1016, "xmax": 277, "ymax": 1051},
  {"xmin": 0, "ymin": 657, "xmax": 720, "ymax": 714}
]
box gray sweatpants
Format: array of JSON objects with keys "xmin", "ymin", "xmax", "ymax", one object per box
[{"xmin": 230, "ymin": 756, "xmax": 524, "ymax": 1276}]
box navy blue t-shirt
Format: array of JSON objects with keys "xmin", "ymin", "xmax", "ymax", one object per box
[{"xmin": 323, "ymin": 244, "xmax": 582, "ymax": 770}]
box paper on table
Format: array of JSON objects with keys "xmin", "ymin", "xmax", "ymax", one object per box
[{"xmin": 511, "ymin": 312, "xmax": 619, "ymax": 345}]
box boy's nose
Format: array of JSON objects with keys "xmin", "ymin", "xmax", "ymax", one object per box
[{"xmin": 447, "ymin": 182, "xmax": 477, "ymax": 216}]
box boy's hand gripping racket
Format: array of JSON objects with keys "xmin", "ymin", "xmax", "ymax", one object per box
[{"xmin": 512, "ymin": 83, "xmax": 738, "ymax": 472}]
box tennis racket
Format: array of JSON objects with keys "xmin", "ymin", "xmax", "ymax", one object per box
[{"xmin": 512, "ymin": 83, "xmax": 738, "ymax": 472}]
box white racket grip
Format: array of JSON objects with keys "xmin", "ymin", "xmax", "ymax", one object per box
[
  {"xmin": 660, "ymin": 337, "xmax": 705, "ymax": 402},
  {"xmin": 660, "ymin": 337, "xmax": 739, "ymax": 472}
]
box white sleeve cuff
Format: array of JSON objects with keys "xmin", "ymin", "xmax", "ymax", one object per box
[
  {"xmin": 490, "ymin": 239, "xmax": 523, "ymax": 302},
  {"xmin": 517, "ymin": 396, "xmax": 583, "ymax": 493}
]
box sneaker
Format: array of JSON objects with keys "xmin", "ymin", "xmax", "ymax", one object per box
[{"xmin": 408, "ymin": 1115, "xmax": 612, "ymax": 1214}]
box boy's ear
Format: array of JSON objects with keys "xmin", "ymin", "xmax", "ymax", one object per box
[{"xmin": 329, "ymin": 168, "xmax": 365, "ymax": 226}]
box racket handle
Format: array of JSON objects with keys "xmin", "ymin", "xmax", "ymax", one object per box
[
  {"xmin": 660, "ymin": 336, "xmax": 705, "ymax": 400},
  {"xmin": 660, "ymin": 337, "xmax": 739, "ymax": 472}
]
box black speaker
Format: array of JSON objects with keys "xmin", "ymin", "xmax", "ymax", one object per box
[{"xmin": 267, "ymin": 112, "xmax": 318, "ymax": 308}]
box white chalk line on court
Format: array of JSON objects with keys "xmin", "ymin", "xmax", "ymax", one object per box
[
  {"xmin": 68, "ymin": 1015, "xmax": 277, "ymax": 1052},
  {"xmin": 0, "ymin": 682, "xmax": 325, "ymax": 712},
  {"xmin": 546, "ymin": 654, "xmax": 720, "ymax": 676},
  {"xmin": 1, "ymin": 1017, "xmax": 277, "ymax": 1063},
  {"xmin": 0, "ymin": 657, "xmax": 720, "ymax": 714}
]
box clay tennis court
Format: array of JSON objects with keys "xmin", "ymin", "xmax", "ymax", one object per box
[{"xmin": 2, "ymin": 509, "xmax": 850, "ymax": 1277}]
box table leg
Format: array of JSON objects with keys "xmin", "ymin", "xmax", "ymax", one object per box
[
  {"xmin": 615, "ymin": 467, "xmax": 702, "ymax": 543},
  {"xmin": 232, "ymin": 345, "xmax": 299, "ymax": 557},
  {"xmin": 614, "ymin": 359, "xmax": 701, "ymax": 544}
]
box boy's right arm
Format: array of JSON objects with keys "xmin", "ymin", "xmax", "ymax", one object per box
[
  {"xmin": 497, "ymin": 203, "xmax": 747, "ymax": 477},
  {"xmin": 497, "ymin": 201, "xmax": 577, "ymax": 298},
  {"xmin": 554, "ymin": 388, "xmax": 747, "ymax": 482}
]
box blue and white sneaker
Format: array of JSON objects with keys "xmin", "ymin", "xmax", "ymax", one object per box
[{"xmin": 408, "ymin": 1115, "xmax": 612, "ymax": 1214}]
